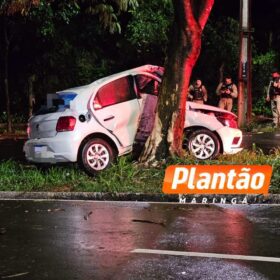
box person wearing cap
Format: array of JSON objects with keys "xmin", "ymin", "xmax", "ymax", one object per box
[
  {"xmin": 266, "ymin": 70, "xmax": 280, "ymax": 127},
  {"xmin": 188, "ymin": 79, "xmax": 208, "ymax": 104},
  {"xmin": 216, "ymin": 75, "xmax": 238, "ymax": 112}
]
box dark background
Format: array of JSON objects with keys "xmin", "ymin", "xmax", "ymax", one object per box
[{"xmin": 0, "ymin": 0, "xmax": 279, "ymax": 121}]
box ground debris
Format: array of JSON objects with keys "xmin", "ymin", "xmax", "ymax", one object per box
[
  {"xmin": 47, "ymin": 208, "xmax": 65, "ymax": 213},
  {"xmin": 132, "ymin": 219, "xmax": 166, "ymax": 227},
  {"xmin": 84, "ymin": 211, "xmax": 93, "ymax": 220},
  {"xmin": 1, "ymin": 272, "xmax": 29, "ymax": 279},
  {"xmin": 0, "ymin": 228, "xmax": 6, "ymax": 235}
]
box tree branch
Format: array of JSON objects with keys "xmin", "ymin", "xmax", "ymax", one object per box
[
  {"xmin": 198, "ymin": 0, "xmax": 214, "ymax": 30},
  {"xmin": 183, "ymin": 0, "xmax": 198, "ymax": 33}
]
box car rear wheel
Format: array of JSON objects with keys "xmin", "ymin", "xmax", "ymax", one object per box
[
  {"xmin": 186, "ymin": 129, "xmax": 220, "ymax": 160},
  {"xmin": 79, "ymin": 138, "xmax": 115, "ymax": 176}
]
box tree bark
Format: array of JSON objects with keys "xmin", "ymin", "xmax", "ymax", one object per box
[
  {"xmin": 139, "ymin": 0, "xmax": 214, "ymax": 164},
  {"xmin": 3, "ymin": 17, "xmax": 12, "ymax": 133}
]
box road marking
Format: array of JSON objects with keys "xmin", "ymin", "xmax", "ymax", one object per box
[
  {"xmin": 132, "ymin": 249, "xmax": 280, "ymax": 263},
  {"xmin": 1, "ymin": 272, "xmax": 30, "ymax": 279}
]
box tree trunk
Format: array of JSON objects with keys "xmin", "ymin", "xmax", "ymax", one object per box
[
  {"xmin": 140, "ymin": 0, "xmax": 214, "ymax": 164},
  {"xmin": 28, "ymin": 74, "xmax": 36, "ymax": 117},
  {"xmin": 3, "ymin": 17, "xmax": 12, "ymax": 133}
]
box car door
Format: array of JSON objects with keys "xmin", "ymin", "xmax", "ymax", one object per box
[{"xmin": 92, "ymin": 75, "xmax": 140, "ymax": 147}]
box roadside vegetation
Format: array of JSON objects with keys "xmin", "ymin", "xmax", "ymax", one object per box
[
  {"xmin": 0, "ymin": 1, "xmax": 278, "ymax": 132},
  {"xmin": 0, "ymin": 149, "xmax": 279, "ymax": 193}
]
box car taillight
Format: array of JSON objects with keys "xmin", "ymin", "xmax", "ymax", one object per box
[
  {"xmin": 217, "ymin": 114, "xmax": 238, "ymax": 129},
  {"xmin": 56, "ymin": 116, "xmax": 76, "ymax": 132},
  {"xmin": 27, "ymin": 125, "xmax": 30, "ymax": 138},
  {"xmin": 232, "ymin": 137, "xmax": 240, "ymax": 145}
]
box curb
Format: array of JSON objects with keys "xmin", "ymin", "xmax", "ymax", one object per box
[{"xmin": 0, "ymin": 192, "xmax": 280, "ymax": 204}]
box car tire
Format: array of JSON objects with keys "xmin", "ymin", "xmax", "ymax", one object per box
[
  {"xmin": 186, "ymin": 129, "xmax": 220, "ymax": 160},
  {"xmin": 79, "ymin": 138, "xmax": 116, "ymax": 176}
]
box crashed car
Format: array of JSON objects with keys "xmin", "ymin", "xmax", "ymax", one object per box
[{"xmin": 24, "ymin": 65, "xmax": 243, "ymax": 175}]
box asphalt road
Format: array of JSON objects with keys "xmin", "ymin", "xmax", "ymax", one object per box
[{"xmin": 0, "ymin": 201, "xmax": 279, "ymax": 279}]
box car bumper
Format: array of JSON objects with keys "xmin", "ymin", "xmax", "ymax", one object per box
[
  {"xmin": 23, "ymin": 133, "xmax": 80, "ymax": 163},
  {"xmin": 216, "ymin": 126, "xmax": 243, "ymax": 155}
]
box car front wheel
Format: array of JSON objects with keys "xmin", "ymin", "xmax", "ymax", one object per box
[
  {"xmin": 186, "ymin": 129, "xmax": 220, "ymax": 160},
  {"xmin": 79, "ymin": 138, "xmax": 115, "ymax": 175}
]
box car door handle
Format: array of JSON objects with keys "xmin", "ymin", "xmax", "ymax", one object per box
[{"xmin": 104, "ymin": 116, "xmax": 115, "ymax": 121}]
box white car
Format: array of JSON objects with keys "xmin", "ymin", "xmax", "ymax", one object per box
[{"xmin": 24, "ymin": 65, "xmax": 243, "ymax": 175}]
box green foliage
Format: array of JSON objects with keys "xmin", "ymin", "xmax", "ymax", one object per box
[
  {"xmin": 252, "ymin": 51, "xmax": 279, "ymax": 108},
  {"xmin": 1, "ymin": 0, "xmax": 137, "ymax": 34},
  {"xmin": 82, "ymin": 0, "xmax": 139, "ymax": 33},
  {"xmin": 0, "ymin": 0, "xmax": 140, "ymax": 118},
  {"xmin": 1, "ymin": 150, "xmax": 280, "ymax": 193},
  {"xmin": 252, "ymin": 96, "xmax": 271, "ymax": 117},
  {"xmin": 76, "ymin": 52, "xmax": 109, "ymax": 84},
  {"xmin": 0, "ymin": 112, "xmax": 27, "ymax": 123},
  {"xmin": 202, "ymin": 17, "xmax": 239, "ymax": 74},
  {"xmin": 126, "ymin": 0, "xmax": 172, "ymax": 51},
  {"xmin": 122, "ymin": 0, "xmax": 172, "ymax": 66},
  {"xmin": 253, "ymin": 51, "xmax": 277, "ymax": 66},
  {"xmin": 28, "ymin": 0, "xmax": 80, "ymax": 36}
]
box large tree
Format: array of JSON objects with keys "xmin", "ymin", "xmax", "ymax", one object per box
[{"xmin": 140, "ymin": 0, "xmax": 214, "ymax": 163}]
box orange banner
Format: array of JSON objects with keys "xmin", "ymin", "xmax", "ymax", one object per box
[{"xmin": 162, "ymin": 165, "xmax": 272, "ymax": 194}]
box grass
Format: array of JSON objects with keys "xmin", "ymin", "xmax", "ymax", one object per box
[
  {"xmin": 0, "ymin": 150, "xmax": 280, "ymax": 193},
  {"xmin": 0, "ymin": 157, "xmax": 164, "ymax": 193}
]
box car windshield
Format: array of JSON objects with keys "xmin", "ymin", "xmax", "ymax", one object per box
[{"xmin": 34, "ymin": 92, "xmax": 77, "ymax": 116}]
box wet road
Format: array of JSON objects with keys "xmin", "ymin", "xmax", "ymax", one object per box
[{"xmin": 0, "ymin": 201, "xmax": 279, "ymax": 279}]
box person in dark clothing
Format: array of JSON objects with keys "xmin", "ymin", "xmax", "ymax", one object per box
[
  {"xmin": 216, "ymin": 75, "xmax": 238, "ymax": 112},
  {"xmin": 188, "ymin": 79, "xmax": 208, "ymax": 104},
  {"xmin": 266, "ymin": 70, "xmax": 280, "ymax": 127}
]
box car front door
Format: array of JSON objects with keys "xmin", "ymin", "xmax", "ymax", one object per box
[{"xmin": 92, "ymin": 75, "xmax": 140, "ymax": 147}]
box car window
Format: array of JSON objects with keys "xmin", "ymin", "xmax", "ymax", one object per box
[
  {"xmin": 93, "ymin": 76, "xmax": 136, "ymax": 110},
  {"xmin": 135, "ymin": 75, "xmax": 160, "ymax": 96}
]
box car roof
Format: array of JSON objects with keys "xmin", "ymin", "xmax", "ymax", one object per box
[
  {"xmin": 57, "ymin": 64, "xmax": 163, "ymax": 96},
  {"xmin": 56, "ymin": 65, "xmax": 163, "ymax": 112}
]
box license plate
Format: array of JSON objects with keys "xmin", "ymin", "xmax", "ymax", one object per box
[{"xmin": 34, "ymin": 145, "xmax": 46, "ymax": 153}]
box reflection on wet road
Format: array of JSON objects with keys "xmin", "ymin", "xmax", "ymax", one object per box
[{"xmin": 0, "ymin": 201, "xmax": 279, "ymax": 279}]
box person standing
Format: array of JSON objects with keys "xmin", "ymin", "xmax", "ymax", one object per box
[
  {"xmin": 216, "ymin": 75, "xmax": 238, "ymax": 112},
  {"xmin": 266, "ymin": 70, "xmax": 280, "ymax": 127},
  {"xmin": 188, "ymin": 79, "xmax": 208, "ymax": 104}
]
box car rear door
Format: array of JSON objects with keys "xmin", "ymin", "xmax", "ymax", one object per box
[
  {"xmin": 133, "ymin": 73, "xmax": 161, "ymax": 143},
  {"xmin": 92, "ymin": 75, "xmax": 140, "ymax": 147}
]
